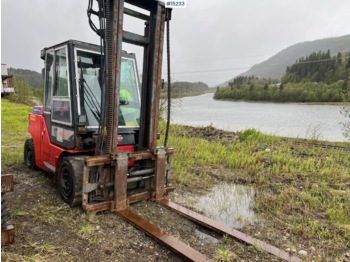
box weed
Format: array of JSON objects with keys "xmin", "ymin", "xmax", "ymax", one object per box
[
  {"xmin": 214, "ymin": 247, "xmax": 237, "ymax": 261},
  {"xmin": 327, "ymin": 204, "xmax": 349, "ymax": 224},
  {"xmin": 305, "ymin": 123, "xmax": 324, "ymax": 142},
  {"xmin": 118, "ymin": 239, "xmax": 125, "ymax": 245},
  {"xmin": 222, "ymin": 234, "xmax": 230, "ymax": 243},
  {"xmin": 10, "ymin": 207, "xmax": 26, "ymax": 218},
  {"xmin": 23, "ymin": 240, "xmax": 58, "ymax": 260},
  {"xmin": 79, "ymin": 225, "xmax": 94, "ymax": 236},
  {"xmin": 30, "ymin": 203, "xmax": 69, "ymax": 225}
]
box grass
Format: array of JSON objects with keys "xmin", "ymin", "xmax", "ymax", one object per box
[
  {"xmin": 159, "ymin": 122, "xmax": 350, "ymax": 258},
  {"xmin": 2, "ymin": 99, "xmax": 350, "ymax": 260},
  {"xmin": 79, "ymin": 225, "xmax": 95, "ymax": 237},
  {"xmin": 1, "ymin": 99, "xmax": 32, "ymax": 165},
  {"xmin": 214, "ymin": 247, "xmax": 237, "ymax": 261}
]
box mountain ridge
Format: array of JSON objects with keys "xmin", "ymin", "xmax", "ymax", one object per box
[{"xmin": 220, "ymin": 34, "xmax": 350, "ymax": 87}]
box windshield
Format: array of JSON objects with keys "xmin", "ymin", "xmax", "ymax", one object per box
[{"xmin": 76, "ymin": 50, "xmax": 141, "ymax": 128}]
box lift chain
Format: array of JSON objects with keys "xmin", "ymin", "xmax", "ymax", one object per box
[{"xmin": 164, "ymin": 8, "xmax": 172, "ymax": 147}]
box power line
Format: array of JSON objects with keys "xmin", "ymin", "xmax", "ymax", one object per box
[{"xmin": 169, "ymin": 66, "xmax": 250, "ymax": 75}]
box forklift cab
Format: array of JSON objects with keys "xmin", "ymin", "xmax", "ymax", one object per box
[{"xmin": 41, "ymin": 40, "xmax": 141, "ymax": 150}]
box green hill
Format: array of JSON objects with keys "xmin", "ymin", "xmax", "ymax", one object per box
[
  {"xmin": 8, "ymin": 67, "xmax": 43, "ymax": 89},
  {"xmin": 215, "ymin": 50, "xmax": 350, "ymax": 103},
  {"xmin": 240, "ymin": 35, "xmax": 350, "ymax": 79}
]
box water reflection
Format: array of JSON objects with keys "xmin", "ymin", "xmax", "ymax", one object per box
[
  {"xmin": 194, "ymin": 183, "xmax": 255, "ymax": 229},
  {"xmin": 171, "ymin": 93, "xmax": 347, "ymax": 142}
]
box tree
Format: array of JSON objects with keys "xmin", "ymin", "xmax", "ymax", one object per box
[
  {"xmin": 33, "ymin": 87, "xmax": 44, "ymax": 104},
  {"xmin": 263, "ymin": 83, "xmax": 268, "ymax": 91},
  {"xmin": 346, "ymin": 52, "xmax": 350, "ymax": 69},
  {"xmin": 8, "ymin": 77, "xmax": 34, "ymax": 105},
  {"xmin": 337, "ymin": 52, "xmax": 342, "ymax": 65},
  {"xmin": 279, "ymin": 83, "xmax": 284, "ymax": 92},
  {"xmin": 340, "ymin": 106, "xmax": 350, "ymax": 141}
]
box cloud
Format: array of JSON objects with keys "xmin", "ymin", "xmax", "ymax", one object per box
[{"xmin": 2, "ymin": 0, "xmax": 350, "ymax": 86}]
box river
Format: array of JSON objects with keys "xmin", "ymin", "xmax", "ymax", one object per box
[{"xmin": 170, "ymin": 93, "xmax": 349, "ymax": 142}]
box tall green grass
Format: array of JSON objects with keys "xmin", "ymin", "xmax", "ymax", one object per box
[
  {"xmin": 1, "ymin": 99, "xmax": 32, "ymax": 165},
  {"xmin": 160, "ymin": 122, "xmax": 350, "ymax": 254}
]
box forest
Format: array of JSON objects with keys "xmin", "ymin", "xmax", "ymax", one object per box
[
  {"xmin": 214, "ymin": 51, "xmax": 350, "ymax": 103},
  {"xmin": 8, "ymin": 67, "xmax": 43, "ymax": 89}
]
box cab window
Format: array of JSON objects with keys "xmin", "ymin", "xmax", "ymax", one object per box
[
  {"xmin": 51, "ymin": 47, "xmax": 71, "ymax": 124},
  {"xmin": 44, "ymin": 50, "xmax": 54, "ymax": 112}
]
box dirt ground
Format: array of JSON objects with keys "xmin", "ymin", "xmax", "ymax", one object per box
[{"xmin": 1, "ymin": 162, "xmax": 294, "ymax": 262}]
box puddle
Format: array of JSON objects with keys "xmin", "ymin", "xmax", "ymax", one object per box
[{"xmin": 194, "ymin": 183, "xmax": 255, "ymax": 229}]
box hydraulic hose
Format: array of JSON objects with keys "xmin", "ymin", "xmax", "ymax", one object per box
[{"xmin": 164, "ymin": 13, "xmax": 171, "ymax": 147}]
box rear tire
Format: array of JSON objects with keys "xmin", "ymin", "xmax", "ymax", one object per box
[
  {"xmin": 24, "ymin": 138, "xmax": 37, "ymax": 170},
  {"xmin": 58, "ymin": 156, "xmax": 84, "ymax": 207}
]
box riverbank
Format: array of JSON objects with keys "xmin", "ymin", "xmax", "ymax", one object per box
[
  {"xmin": 171, "ymin": 93, "xmax": 348, "ymax": 142},
  {"xmin": 160, "ymin": 123, "xmax": 350, "ymax": 260},
  {"xmin": 1, "ymin": 100, "xmax": 350, "ymax": 261},
  {"xmin": 213, "ymin": 96, "xmax": 350, "ymax": 106}
]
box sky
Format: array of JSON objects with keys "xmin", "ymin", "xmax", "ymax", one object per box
[{"xmin": 1, "ymin": 0, "xmax": 350, "ymax": 87}]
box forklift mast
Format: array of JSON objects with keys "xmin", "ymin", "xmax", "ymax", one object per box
[
  {"xmin": 97, "ymin": 0, "xmax": 171, "ymax": 155},
  {"xmin": 82, "ymin": 0, "xmax": 174, "ymax": 212}
]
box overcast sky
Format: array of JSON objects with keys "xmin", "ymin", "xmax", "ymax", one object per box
[{"xmin": 1, "ymin": 0, "xmax": 350, "ymax": 86}]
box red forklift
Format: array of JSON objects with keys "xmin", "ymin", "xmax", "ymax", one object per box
[
  {"xmin": 24, "ymin": 0, "xmax": 174, "ymax": 210},
  {"xmin": 23, "ymin": 1, "xmax": 301, "ymax": 260}
]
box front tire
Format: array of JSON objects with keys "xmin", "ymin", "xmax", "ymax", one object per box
[
  {"xmin": 24, "ymin": 138, "xmax": 36, "ymax": 170},
  {"xmin": 58, "ymin": 156, "xmax": 84, "ymax": 207}
]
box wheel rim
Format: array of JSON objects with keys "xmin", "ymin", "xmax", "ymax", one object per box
[{"xmin": 60, "ymin": 165, "xmax": 73, "ymax": 199}]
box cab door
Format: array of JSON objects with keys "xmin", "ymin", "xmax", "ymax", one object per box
[
  {"xmin": 49, "ymin": 46, "xmax": 74, "ymax": 149},
  {"xmin": 42, "ymin": 45, "xmax": 75, "ymax": 171}
]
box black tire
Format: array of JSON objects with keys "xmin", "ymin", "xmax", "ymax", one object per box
[
  {"xmin": 57, "ymin": 156, "xmax": 84, "ymax": 207},
  {"xmin": 1, "ymin": 193, "xmax": 7, "ymax": 227},
  {"xmin": 24, "ymin": 138, "xmax": 37, "ymax": 170}
]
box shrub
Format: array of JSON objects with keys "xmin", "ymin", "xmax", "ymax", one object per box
[
  {"xmin": 340, "ymin": 106, "xmax": 350, "ymax": 141},
  {"xmin": 239, "ymin": 129, "xmax": 264, "ymax": 141}
]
